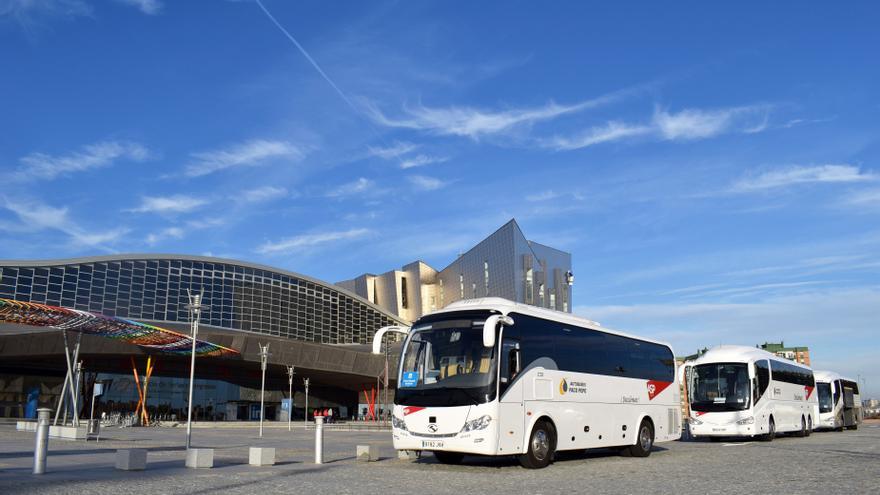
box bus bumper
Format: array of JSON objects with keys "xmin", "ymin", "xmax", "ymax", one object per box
[
  {"xmin": 689, "ymin": 422, "xmax": 759, "ymax": 438},
  {"xmin": 392, "ymin": 428, "xmax": 499, "ymax": 456}
]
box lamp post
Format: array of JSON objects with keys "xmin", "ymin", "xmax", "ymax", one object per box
[
  {"xmin": 185, "ymin": 291, "xmax": 206, "ymax": 450},
  {"xmin": 286, "ymin": 365, "xmax": 295, "ymax": 431},
  {"xmin": 303, "ymin": 378, "xmax": 310, "ymax": 427},
  {"xmin": 258, "ymin": 343, "xmax": 270, "ymax": 438}
]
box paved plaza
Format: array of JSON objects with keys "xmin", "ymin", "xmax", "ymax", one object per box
[{"xmin": 1, "ymin": 422, "xmax": 878, "ymax": 494}]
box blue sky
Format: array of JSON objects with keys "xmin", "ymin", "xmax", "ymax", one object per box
[{"xmin": 1, "ymin": 1, "xmax": 878, "ymax": 395}]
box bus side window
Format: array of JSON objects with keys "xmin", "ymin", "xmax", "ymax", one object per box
[
  {"xmin": 499, "ymin": 339, "xmax": 520, "ymax": 396},
  {"xmin": 833, "ymin": 380, "xmax": 842, "ymax": 405},
  {"xmin": 754, "ymin": 360, "xmax": 770, "ymax": 403}
]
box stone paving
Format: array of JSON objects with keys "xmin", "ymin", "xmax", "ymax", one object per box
[{"xmin": 1, "ymin": 422, "xmax": 878, "ymax": 494}]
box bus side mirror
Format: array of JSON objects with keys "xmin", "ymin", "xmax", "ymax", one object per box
[
  {"xmin": 371, "ymin": 326, "xmax": 410, "ymax": 354},
  {"xmin": 483, "ymin": 315, "xmax": 513, "ymax": 348}
]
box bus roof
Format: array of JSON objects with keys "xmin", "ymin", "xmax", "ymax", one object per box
[
  {"xmin": 691, "ymin": 344, "xmax": 814, "ymax": 371},
  {"xmin": 813, "ymin": 370, "xmax": 857, "ymax": 383},
  {"xmin": 426, "ymin": 297, "xmax": 674, "ymax": 351}
]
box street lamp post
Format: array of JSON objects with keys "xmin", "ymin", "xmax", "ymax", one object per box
[
  {"xmin": 185, "ymin": 291, "xmax": 205, "ymax": 450},
  {"xmin": 286, "ymin": 365, "xmax": 295, "ymax": 432},
  {"xmin": 258, "ymin": 343, "xmax": 270, "ymax": 438},
  {"xmin": 303, "ymin": 378, "xmax": 310, "ymax": 427}
]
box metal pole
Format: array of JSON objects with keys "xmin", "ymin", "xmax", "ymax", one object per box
[
  {"xmin": 258, "ymin": 343, "xmax": 269, "ymax": 438},
  {"xmin": 303, "ymin": 378, "xmax": 309, "ymax": 427},
  {"xmin": 33, "ymin": 408, "xmax": 51, "ymax": 474},
  {"xmin": 383, "ymin": 332, "xmax": 389, "ymax": 426},
  {"xmin": 314, "ymin": 415, "xmax": 324, "ymax": 464},
  {"xmin": 60, "ymin": 331, "xmax": 79, "ymax": 426},
  {"xmin": 286, "ymin": 365, "xmax": 295, "ymax": 432},
  {"xmin": 185, "ymin": 292, "xmax": 202, "ymax": 450},
  {"xmin": 72, "ymin": 360, "xmax": 83, "ymax": 427},
  {"xmin": 53, "ymin": 367, "xmax": 69, "ymax": 427}
]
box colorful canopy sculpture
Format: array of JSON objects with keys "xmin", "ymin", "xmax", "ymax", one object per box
[{"xmin": 0, "ymin": 298, "xmax": 238, "ymax": 357}]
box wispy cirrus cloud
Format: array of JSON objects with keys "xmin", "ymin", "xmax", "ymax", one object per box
[
  {"xmin": 326, "ymin": 178, "xmax": 374, "ymax": 198},
  {"xmin": 367, "ymin": 141, "xmax": 418, "ymax": 160},
  {"xmin": 730, "ymin": 164, "xmax": 875, "ymax": 193},
  {"xmin": 408, "ymin": 175, "xmax": 449, "ymax": 191},
  {"xmin": 0, "ymin": 0, "xmax": 91, "ymax": 28},
  {"xmin": 113, "ymin": 0, "xmax": 161, "ymax": 15},
  {"xmin": 0, "ymin": 197, "xmax": 128, "ymax": 248},
  {"xmin": 544, "ymin": 104, "xmax": 771, "ymax": 151},
  {"xmin": 257, "ymin": 227, "xmax": 372, "ymax": 254},
  {"xmin": 843, "ymin": 188, "xmax": 880, "ymax": 208},
  {"xmin": 545, "ymin": 121, "xmax": 652, "ymax": 151},
  {"xmin": 526, "ymin": 190, "xmax": 563, "ymax": 202},
  {"xmin": 13, "ymin": 141, "xmax": 149, "ymax": 181},
  {"xmin": 184, "ymin": 139, "xmax": 305, "ymax": 177},
  {"xmin": 237, "ymin": 186, "xmax": 288, "ymax": 203},
  {"xmin": 145, "ymin": 226, "xmax": 183, "ymax": 245},
  {"xmin": 400, "ymin": 154, "xmax": 448, "ymax": 170},
  {"xmin": 364, "ymin": 90, "xmax": 628, "ymax": 140},
  {"xmin": 128, "ymin": 195, "xmax": 209, "ymax": 214}
]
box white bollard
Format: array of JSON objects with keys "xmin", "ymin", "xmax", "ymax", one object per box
[
  {"xmin": 314, "ymin": 416, "xmax": 324, "ymax": 464},
  {"xmin": 33, "ymin": 408, "xmax": 51, "ymax": 474}
]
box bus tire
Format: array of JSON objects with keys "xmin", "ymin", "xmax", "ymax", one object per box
[
  {"xmin": 518, "ymin": 419, "xmax": 555, "ymax": 469},
  {"xmin": 626, "ymin": 419, "xmax": 654, "ymax": 458},
  {"xmin": 761, "ymin": 417, "xmax": 775, "ymax": 442},
  {"xmin": 434, "ymin": 451, "xmax": 464, "ymax": 465},
  {"xmin": 796, "ymin": 416, "xmax": 807, "ymax": 437},
  {"xmin": 806, "ymin": 416, "xmax": 812, "ymax": 437}
]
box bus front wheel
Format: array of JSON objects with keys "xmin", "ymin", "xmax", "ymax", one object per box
[
  {"xmin": 761, "ymin": 417, "xmax": 776, "ymax": 442},
  {"xmin": 796, "ymin": 416, "xmax": 807, "ymax": 437},
  {"xmin": 518, "ymin": 420, "xmax": 556, "ymax": 469}
]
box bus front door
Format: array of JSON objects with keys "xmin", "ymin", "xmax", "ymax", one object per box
[{"xmin": 497, "ymin": 339, "xmax": 524, "ymax": 455}]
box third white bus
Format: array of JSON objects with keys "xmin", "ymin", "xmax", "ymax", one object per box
[
  {"xmin": 687, "ymin": 345, "xmax": 818, "ymax": 440},
  {"xmin": 814, "ymin": 370, "xmax": 862, "ymax": 431}
]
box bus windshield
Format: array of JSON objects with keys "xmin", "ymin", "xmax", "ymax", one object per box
[
  {"xmin": 817, "ymin": 382, "xmax": 833, "ymax": 413},
  {"xmin": 395, "ymin": 314, "xmax": 498, "ymax": 407},
  {"xmin": 691, "ymin": 363, "xmax": 751, "ymax": 412}
]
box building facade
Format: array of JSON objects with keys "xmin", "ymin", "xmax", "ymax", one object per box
[
  {"xmin": 337, "ymin": 219, "xmax": 573, "ymax": 321},
  {"xmin": 758, "ymin": 341, "xmax": 811, "ymax": 366},
  {"xmin": 0, "ymin": 255, "xmax": 407, "ymax": 419}
]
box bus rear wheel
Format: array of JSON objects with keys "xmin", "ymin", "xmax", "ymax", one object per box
[
  {"xmin": 806, "ymin": 416, "xmax": 812, "ymax": 437},
  {"xmin": 518, "ymin": 420, "xmax": 555, "ymax": 469},
  {"xmin": 625, "ymin": 419, "xmax": 654, "ymax": 457},
  {"xmin": 796, "ymin": 416, "xmax": 807, "ymax": 437},
  {"xmin": 434, "ymin": 451, "xmax": 464, "ymax": 465}
]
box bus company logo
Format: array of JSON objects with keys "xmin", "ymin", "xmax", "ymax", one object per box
[
  {"xmin": 428, "ymin": 423, "xmax": 439, "ymax": 433},
  {"xmin": 403, "ymin": 406, "xmax": 425, "ymax": 416},
  {"xmin": 559, "ymin": 379, "xmax": 569, "ymax": 395},
  {"xmin": 804, "ymin": 385, "xmax": 814, "ymax": 400},
  {"xmin": 646, "ymin": 380, "xmax": 672, "ymax": 400}
]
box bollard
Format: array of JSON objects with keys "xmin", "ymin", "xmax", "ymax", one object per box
[
  {"xmin": 314, "ymin": 415, "xmax": 324, "ymax": 464},
  {"xmin": 33, "ymin": 408, "xmax": 51, "ymax": 475}
]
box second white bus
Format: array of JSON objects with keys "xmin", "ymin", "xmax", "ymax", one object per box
[{"xmin": 687, "ymin": 345, "xmax": 818, "ymax": 440}]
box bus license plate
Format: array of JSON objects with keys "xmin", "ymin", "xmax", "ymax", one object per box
[{"xmin": 422, "ymin": 440, "xmax": 444, "ymax": 449}]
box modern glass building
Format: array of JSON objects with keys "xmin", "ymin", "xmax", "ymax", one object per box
[{"xmin": 0, "ymin": 255, "xmax": 407, "ymax": 419}]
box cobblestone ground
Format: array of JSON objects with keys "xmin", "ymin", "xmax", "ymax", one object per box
[{"xmin": 1, "ymin": 422, "xmax": 878, "ymax": 494}]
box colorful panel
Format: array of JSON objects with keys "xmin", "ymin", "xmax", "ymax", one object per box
[{"xmin": 0, "ymin": 298, "xmax": 238, "ymax": 357}]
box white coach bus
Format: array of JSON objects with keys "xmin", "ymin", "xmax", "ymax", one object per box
[
  {"xmin": 373, "ymin": 297, "xmax": 681, "ymax": 469},
  {"xmin": 814, "ymin": 370, "xmax": 862, "ymax": 431},
  {"xmin": 687, "ymin": 345, "xmax": 818, "ymax": 440}
]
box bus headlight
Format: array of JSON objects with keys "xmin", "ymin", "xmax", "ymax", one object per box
[
  {"xmin": 391, "ymin": 415, "xmax": 408, "ymax": 431},
  {"xmin": 736, "ymin": 416, "xmax": 755, "ymax": 425},
  {"xmin": 461, "ymin": 415, "xmax": 492, "ymax": 432},
  {"xmin": 689, "ymin": 417, "xmax": 703, "ymax": 425}
]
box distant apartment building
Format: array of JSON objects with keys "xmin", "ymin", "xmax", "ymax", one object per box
[
  {"xmin": 758, "ymin": 341, "xmax": 811, "ymax": 366},
  {"xmin": 337, "ymin": 219, "xmax": 573, "ymax": 323}
]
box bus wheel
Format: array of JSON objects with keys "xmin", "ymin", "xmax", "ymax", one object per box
[
  {"xmin": 434, "ymin": 451, "xmax": 464, "ymax": 465},
  {"xmin": 761, "ymin": 417, "xmax": 775, "ymax": 442},
  {"xmin": 806, "ymin": 417, "xmax": 812, "ymax": 437},
  {"xmin": 519, "ymin": 420, "xmax": 555, "ymax": 469},
  {"xmin": 796, "ymin": 416, "xmax": 807, "ymax": 437},
  {"xmin": 626, "ymin": 419, "xmax": 654, "ymax": 457}
]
